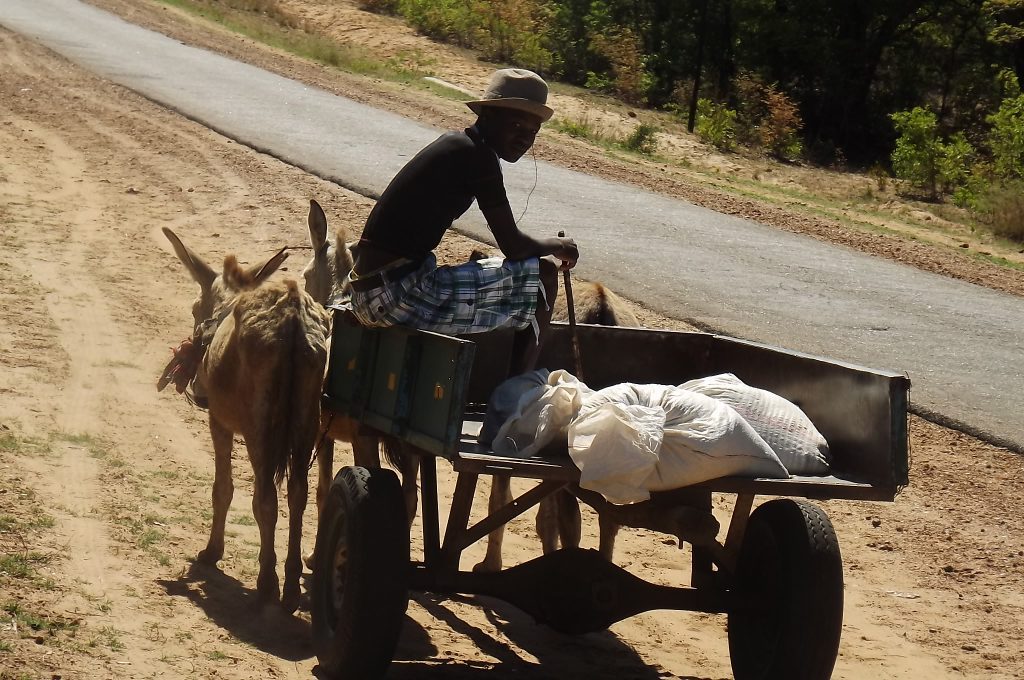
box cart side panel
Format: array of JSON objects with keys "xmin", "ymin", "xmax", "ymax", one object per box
[
  {"xmin": 325, "ymin": 317, "xmax": 375, "ymax": 413},
  {"xmin": 323, "ymin": 316, "xmax": 476, "ymax": 458},
  {"xmin": 406, "ymin": 334, "xmax": 476, "ymax": 456},
  {"xmin": 538, "ymin": 323, "xmax": 910, "ymax": 497}
]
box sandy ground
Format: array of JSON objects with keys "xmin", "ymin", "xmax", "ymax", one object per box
[{"xmin": 1, "ymin": 4, "xmax": 1022, "ymax": 680}]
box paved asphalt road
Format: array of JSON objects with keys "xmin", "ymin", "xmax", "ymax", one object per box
[{"xmin": 3, "ymin": 0, "xmax": 1023, "ymax": 452}]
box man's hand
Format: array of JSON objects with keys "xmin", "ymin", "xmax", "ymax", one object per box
[{"xmin": 553, "ymin": 236, "xmax": 579, "ymax": 270}]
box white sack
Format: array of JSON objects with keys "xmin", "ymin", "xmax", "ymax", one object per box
[
  {"xmin": 490, "ymin": 369, "xmax": 593, "ymax": 458},
  {"xmin": 569, "ymin": 383, "xmax": 789, "ymax": 504},
  {"xmin": 566, "ymin": 402, "xmax": 666, "ymax": 505},
  {"xmin": 680, "ymin": 373, "xmax": 830, "ymax": 475}
]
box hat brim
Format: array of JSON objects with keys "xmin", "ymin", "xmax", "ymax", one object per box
[{"xmin": 466, "ymin": 97, "xmax": 554, "ymax": 122}]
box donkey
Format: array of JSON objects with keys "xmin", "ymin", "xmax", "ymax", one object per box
[
  {"xmin": 163, "ymin": 228, "xmax": 331, "ymax": 612},
  {"xmin": 301, "ymin": 199, "xmax": 420, "ymax": 526},
  {"xmin": 473, "ymin": 267, "xmax": 641, "ymax": 572}
]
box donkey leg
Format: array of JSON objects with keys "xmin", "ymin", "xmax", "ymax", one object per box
[
  {"xmin": 597, "ymin": 513, "xmax": 620, "ymax": 561},
  {"xmin": 315, "ymin": 438, "xmax": 334, "ymax": 519},
  {"xmin": 352, "ymin": 434, "xmax": 381, "ymax": 468},
  {"xmin": 473, "ymin": 475, "xmax": 512, "ymax": 573},
  {"xmin": 304, "ymin": 437, "xmax": 334, "ymax": 570},
  {"xmin": 282, "ymin": 460, "xmax": 309, "ymax": 613},
  {"xmin": 198, "ymin": 419, "xmax": 233, "ymax": 565},
  {"xmin": 556, "ymin": 489, "xmax": 582, "ymax": 550},
  {"xmin": 251, "ymin": 467, "xmax": 281, "ymax": 603},
  {"xmin": 401, "ymin": 453, "xmax": 420, "ymax": 527},
  {"xmin": 535, "ymin": 496, "xmax": 560, "ymax": 554}
]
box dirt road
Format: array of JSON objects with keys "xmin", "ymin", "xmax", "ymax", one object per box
[{"xmin": 1, "ymin": 9, "xmax": 1022, "ymax": 680}]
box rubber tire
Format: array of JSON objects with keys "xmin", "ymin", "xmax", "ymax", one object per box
[
  {"xmin": 728, "ymin": 499, "xmax": 844, "ymax": 680},
  {"xmin": 311, "ymin": 466, "xmax": 410, "ymax": 679}
]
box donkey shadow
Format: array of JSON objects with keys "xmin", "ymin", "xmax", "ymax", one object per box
[{"xmin": 158, "ymin": 560, "xmax": 312, "ymax": 660}]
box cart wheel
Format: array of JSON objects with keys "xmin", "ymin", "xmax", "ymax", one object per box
[
  {"xmin": 311, "ymin": 466, "xmax": 410, "ymax": 679},
  {"xmin": 728, "ymin": 499, "xmax": 843, "ymax": 680}
]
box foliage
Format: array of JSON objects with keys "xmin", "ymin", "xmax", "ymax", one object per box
[
  {"xmin": 621, "ymin": 123, "xmax": 659, "ymax": 154},
  {"xmin": 888, "ymin": 106, "xmax": 974, "ymax": 196},
  {"xmin": 732, "ymin": 73, "xmax": 803, "ymax": 160},
  {"xmin": 587, "ymin": 27, "xmax": 651, "ymax": 105},
  {"xmin": 695, "ymin": 98, "xmax": 737, "ymax": 151},
  {"xmin": 396, "ymin": 0, "xmax": 483, "ymax": 48},
  {"xmin": 395, "ymin": 0, "xmax": 554, "ymax": 73},
  {"xmin": 475, "ymin": 0, "xmax": 555, "ymax": 72},
  {"xmin": 987, "ymin": 92, "xmax": 1024, "ymax": 180},
  {"xmin": 551, "ymin": 116, "xmax": 598, "ymax": 140},
  {"xmin": 937, "ymin": 132, "xmax": 975, "ymax": 193},
  {"xmin": 951, "ymin": 165, "xmax": 990, "ymax": 210},
  {"xmin": 368, "ymin": 0, "xmax": 1024, "ymax": 171}
]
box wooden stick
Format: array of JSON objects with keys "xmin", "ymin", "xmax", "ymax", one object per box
[{"xmin": 558, "ymin": 231, "xmax": 584, "ymax": 380}]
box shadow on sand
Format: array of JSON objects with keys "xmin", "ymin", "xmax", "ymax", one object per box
[
  {"xmin": 157, "ymin": 559, "xmax": 314, "ymax": 662},
  {"xmin": 161, "ymin": 563, "xmax": 716, "ymax": 679},
  {"xmin": 385, "ymin": 592, "xmax": 716, "ymax": 680}
]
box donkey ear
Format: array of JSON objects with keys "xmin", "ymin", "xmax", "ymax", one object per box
[
  {"xmin": 308, "ymin": 199, "xmax": 329, "ymax": 250},
  {"xmin": 250, "ymin": 246, "xmax": 289, "ymax": 285},
  {"xmin": 162, "ymin": 227, "xmax": 216, "ymax": 290}
]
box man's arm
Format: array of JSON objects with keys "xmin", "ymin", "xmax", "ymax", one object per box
[{"xmin": 482, "ymin": 202, "xmax": 579, "ymax": 268}]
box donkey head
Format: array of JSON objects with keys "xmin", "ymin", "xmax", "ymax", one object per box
[
  {"xmin": 162, "ymin": 227, "xmax": 289, "ymax": 328},
  {"xmin": 301, "ymin": 199, "xmax": 354, "ymax": 306}
]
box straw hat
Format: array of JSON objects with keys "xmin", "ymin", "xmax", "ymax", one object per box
[{"xmin": 465, "ymin": 68, "xmax": 554, "ymax": 122}]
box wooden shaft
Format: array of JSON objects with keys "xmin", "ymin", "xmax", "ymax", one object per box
[{"xmin": 558, "ymin": 230, "xmax": 584, "ymax": 380}]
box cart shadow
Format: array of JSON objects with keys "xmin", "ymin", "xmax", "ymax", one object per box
[
  {"xmin": 388, "ymin": 592, "xmax": 707, "ymax": 679},
  {"xmin": 156, "ymin": 559, "xmax": 314, "ymax": 661}
]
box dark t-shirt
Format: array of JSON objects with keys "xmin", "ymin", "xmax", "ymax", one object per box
[{"xmin": 359, "ymin": 127, "xmax": 508, "ymax": 259}]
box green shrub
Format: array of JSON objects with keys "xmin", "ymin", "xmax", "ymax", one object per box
[
  {"xmin": 584, "ymin": 70, "xmax": 614, "ymax": 92},
  {"xmin": 987, "ymin": 93, "xmax": 1024, "ymax": 180},
  {"xmin": 890, "ymin": 107, "xmax": 976, "ymax": 199},
  {"xmin": 695, "ymin": 98, "xmax": 737, "ymax": 151},
  {"xmin": 395, "ymin": 0, "xmax": 553, "ymax": 72},
  {"xmin": 951, "ymin": 164, "xmax": 990, "ymax": 210},
  {"xmin": 890, "ymin": 107, "xmax": 943, "ymax": 197},
  {"xmin": 937, "ymin": 132, "xmax": 975, "ymax": 194},
  {"xmin": 621, "ymin": 123, "xmax": 658, "ymax": 155},
  {"xmin": 476, "ymin": 0, "xmax": 554, "ymax": 73},
  {"xmin": 552, "ymin": 116, "xmax": 598, "ymax": 141},
  {"xmin": 397, "ymin": 0, "xmax": 481, "ymax": 47}
]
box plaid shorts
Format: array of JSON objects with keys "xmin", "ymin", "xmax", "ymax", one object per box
[{"xmin": 349, "ymin": 254, "xmax": 543, "ymax": 335}]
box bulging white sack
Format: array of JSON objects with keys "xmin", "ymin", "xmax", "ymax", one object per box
[
  {"xmin": 679, "ymin": 373, "xmax": 831, "ymax": 475},
  {"xmin": 569, "ymin": 383, "xmax": 789, "ymax": 504}
]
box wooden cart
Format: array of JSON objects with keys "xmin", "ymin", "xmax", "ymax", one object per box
[{"xmin": 311, "ymin": 316, "xmax": 910, "ymax": 679}]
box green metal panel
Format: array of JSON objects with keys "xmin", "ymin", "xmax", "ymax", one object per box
[
  {"xmin": 367, "ymin": 330, "xmax": 410, "ymax": 423},
  {"xmin": 323, "ymin": 317, "xmax": 478, "ymax": 458},
  {"xmin": 407, "ymin": 332, "xmax": 476, "ymax": 457},
  {"xmin": 325, "ymin": 317, "xmax": 374, "ymax": 416}
]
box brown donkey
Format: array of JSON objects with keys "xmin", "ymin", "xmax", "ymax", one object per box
[{"xmin": 164, "ymin": 228, "xmax": 331, "ymax": 612}]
